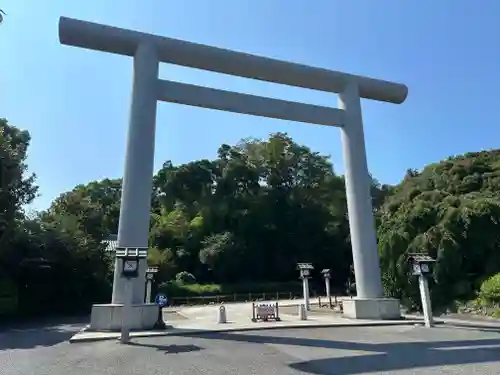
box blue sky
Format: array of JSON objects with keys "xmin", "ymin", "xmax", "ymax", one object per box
[{"xmin": 1, "ymin": 1, "xmax": 499, "ymax": 211}]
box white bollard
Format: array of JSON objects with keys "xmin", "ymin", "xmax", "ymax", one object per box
[
  {"xmin": 217, "ymin": 304, "xmax": 227, "ymax": 324},
  {"xmin": 418, "ymin": 275, "xmax": 434, "ymax": 328},
  {"xmin": 145, "ymin": 279, "xmax": 152, "ymax": 303},
  {"xmin": 325, "ymin": 278, "xmax": 332, "ymax": 307},
  {"xmin": 298, "ymin": 303, "xmax": 307, "ymax": 320},
  {"xmin": 302, "ymin": 278, "xmax": 311, "ymax": 311}
]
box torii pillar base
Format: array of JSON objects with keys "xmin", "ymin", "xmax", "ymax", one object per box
[
  {"xmin": 342, "ymin": 298, "xmax": 401, "ymax": 320},
  {"xmin": 89, "ymin": 303, "xmax": 160, "ymax": 331}
]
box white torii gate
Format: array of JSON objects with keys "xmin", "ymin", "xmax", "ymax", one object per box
[{"xmin": 58, "ymin": 16, "xmax": 407, "ymax": 328}]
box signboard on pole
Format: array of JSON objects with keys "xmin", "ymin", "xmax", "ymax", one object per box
[{"xmin": 155, "ymin": 293, "xmax": 168, "ymax": 307}]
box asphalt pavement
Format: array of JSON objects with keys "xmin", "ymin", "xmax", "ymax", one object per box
[{"xmin": 2, "ymin": 321, "xmax": 500, "ymax": 374}]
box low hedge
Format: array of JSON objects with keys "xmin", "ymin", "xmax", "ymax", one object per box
[
  {"xmin": 478, "ymin": 273, "xmax": 500, "ymax": 305},
  {"xmin": 158, "ymin": 281, "xmax": 304, "ymax": 298}
]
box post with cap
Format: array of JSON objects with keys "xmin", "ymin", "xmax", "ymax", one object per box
[
  {"xmin": 145, "ymin": 266, "xmax": 159, "ymax": 303},
  {"xmin": 321, "ymin": 269, "xmax": 333, "ymax": 308},
  {"xmin": 297, "ymin": 263, "xmax": 314, "ymax": 311},
  {"xmin": 408, "ymin": 253, "xmax": 436, "ymax": 328},
  {"xmin": 115, "ymin": 246, "xmax": 148, "ymax": 343}
]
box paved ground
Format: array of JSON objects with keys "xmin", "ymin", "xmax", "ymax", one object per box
[
  {"xmin": 3, "ymin": 323, "xmax": 500, "ymax": 374},
  {"xmin": 280, "ymin": 304, "xmax": 342, "ymax": 316},
  {"xmin": 0, "ymin": 320, "xmax": 85, "ymax": 350},
  {"xmin": 71, "ymin": 300, "xmax": 422, "ymax": 342}
]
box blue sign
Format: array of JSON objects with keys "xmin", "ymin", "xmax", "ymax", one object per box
[{"xmin": 155, "ymin": 293, "xmax": 168, "ymax": 307}]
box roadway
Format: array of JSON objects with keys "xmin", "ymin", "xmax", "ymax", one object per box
[{"xmin": 2, "ymin": 319, "xmax": 500, "ymax": 374}]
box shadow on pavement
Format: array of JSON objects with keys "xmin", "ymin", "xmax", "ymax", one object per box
[
  {"xmin": 0, "ymin": 318, "xmax": 87, "ymax": 350},
  {"xmin": 179, "ymin": 328, "xmax": 500, "ymax": 374},
  {"xmin": 0, "ymin": 315, "xmax": 88, "ymax": 332},
  {"xmin": 129, "ymin": 342, "xmax": 203, "ymax": 354}
]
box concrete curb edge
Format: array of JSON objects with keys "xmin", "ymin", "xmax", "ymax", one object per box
[{"xmin": 69, "ymin": 319, "xmax": 426, "ymax": 344}]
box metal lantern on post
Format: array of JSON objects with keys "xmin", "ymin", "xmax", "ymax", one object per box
[
  {"xmin": 408, "ymin": 253, "xmax": 436, "ymax": 328},
  {"xmin": 321, "ymin": 269, "xmax": 333, "ymax": 308},
  {"xmin": 297, "ymin": 263, "xmax": 314, "ymax": 311},
  {"xmin": 115, "ymin": 246, "xmax": 148, "ymax": 344},
  {"xmin": 145, "ymin": 266, "xmax": 159, "ymax": 304},
  {"xmin": 102, "ymin": 234, "xmax": 118, "ymax": 254}
]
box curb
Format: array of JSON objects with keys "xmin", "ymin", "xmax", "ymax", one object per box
[
  {"xmin": 69, "ymin": 319, "xmax": 425, "ymax": 344},
  {"xmin": 430, "ymin": 318, "xmax": 500, "ymax": 329},
  {"xmin": 404, "ymin": 314, "xmax": 500, "ymax": 328}
]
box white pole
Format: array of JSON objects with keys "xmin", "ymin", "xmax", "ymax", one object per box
[
  {"xmin": 112, "ymin": 42, "xmax": 159, "ymax": 304},
  {"xmin": 120, "ymin": 279, "xmax": 133, "ymax": 344},
  {"xmin": 325, "ymin": 278, "xmax": 331, "ymax": 300},
  {"xmin": 298, "ymin": 304, "xmax": 307, "ymax": 320},
  {"xmin": 303, "ymin": 278, "xmax": 310, "ymax": 311},
  {"xmin": 418, "ymin": 275, "xmax": 433, "ymax": 328},
  {"xmin": 145, "ymin": 279, "xmax": 152, "ymax": 303},
  {"xmin": 339, "ymin": 82, "xmax": 384, "ymax": 299}
]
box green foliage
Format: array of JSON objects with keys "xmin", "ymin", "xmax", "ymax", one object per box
[
  {"xmin": 0, "ymin": 119, "xmax": 112, "ymax": 318},
  {"xmin": 175, "ymin": 271, "xmax": 197, "ymax": 284},
  {"xmin": 148, "ymin": 132, "xmax": 361, "ymax": 287},
  {"xmin": 0, "ymin": 279, "xmax": 18, "ymax": 315},
  {"xmin": 378, "ymin": 150, "xmax": 500, "ymax": 310},
  {"xmin": 159, "ymin": 281, "xmax": 222, "ymax": 297},
  {"xmin": 478, "ymin": 273, "xmax": 500, "ymax": 305}
]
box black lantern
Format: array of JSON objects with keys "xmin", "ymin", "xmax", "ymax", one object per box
[
  {"xmin": 297, "ymin": 263, "xmax": 314, "ymax": 279},
  {"xmin": 146, "ymin": 266, "xmax": 159, "ymax": 281},
  {"xmin": 408, "ymin": 253, "xmax": 435, "ymax": 276},
  {"xmin": 321, "ymin": 268, "xmax": 331, "ymax": 279},
  {"xmin": 116, "ymin": 247, "xmax": 148, "ymax": 279}
]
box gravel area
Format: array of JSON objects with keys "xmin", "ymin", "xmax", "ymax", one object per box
[{"xmin": 162, "ymin": 310, "xmax": 188, "ymax": 321}]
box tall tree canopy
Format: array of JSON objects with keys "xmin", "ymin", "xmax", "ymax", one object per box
[{"xmin": 378, "ymin": 151, "xmax": 500, "ymax": 309}]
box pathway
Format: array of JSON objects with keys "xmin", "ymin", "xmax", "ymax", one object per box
[{"xmin": 70, "ymin": 299, "xmax": 421, "ymax": 343}]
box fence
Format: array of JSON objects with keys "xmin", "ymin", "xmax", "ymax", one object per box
[{"xmin": 169, "ymin": 291, "xmax": 316, "ymax": 306}]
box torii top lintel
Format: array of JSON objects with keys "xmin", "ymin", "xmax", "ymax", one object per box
[{"xmin": 58, "ymin": 16, "xmax": 408, "ymax": 104}]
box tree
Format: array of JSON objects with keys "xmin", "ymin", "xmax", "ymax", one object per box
[
  {"xmin": 44, "ymin": 178, "xmax": 122, "ymax": 238},
  {"xmin": 378, "ymin": 150, "xmax": 500, "ymax": 310},
  {"xmin": 0, "ymin": 119, "xmax": 38, "ymax": 275},
  {"xmin": 147, "ymin": 132, "xmax": 356, "ymax": 286}
]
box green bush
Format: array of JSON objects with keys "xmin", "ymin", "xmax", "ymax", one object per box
[
  {"xmin": 175, "ymin": 272, "xmax": 197, "ymax": 284},
  {"xmin": 478, "ymin": 273, "xmax": 500, "ymax": 305}
]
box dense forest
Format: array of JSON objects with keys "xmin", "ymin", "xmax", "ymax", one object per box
[{"xmin": 1, "ymin": 117, "xmax": 500, "ymax": 319}]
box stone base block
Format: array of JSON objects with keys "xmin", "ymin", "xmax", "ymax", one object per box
[
  {"xmin": 90, "ymin": 303, "xmax": 159, "ymax": 331},
  {"xmin": 342, "ymin": 298, "xmax": 401, "ymax": 320}
]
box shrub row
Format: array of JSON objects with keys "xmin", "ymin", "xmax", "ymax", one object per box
[{"xmin": 158, "ymin": 281, "xmax": 304, "ymax": 298}]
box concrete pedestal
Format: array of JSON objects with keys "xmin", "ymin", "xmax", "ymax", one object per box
[
  {"xmin": 342, "ymin": 298, "xmax": 401, "ymax": 320},
  {"xmin": 89, "ymin": 303, "xmax": 159, "ymax": 331}
]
